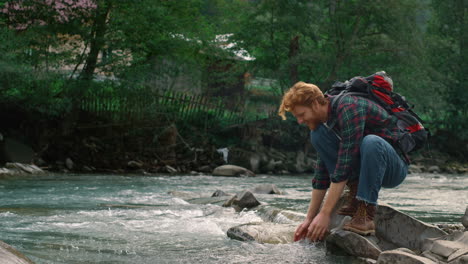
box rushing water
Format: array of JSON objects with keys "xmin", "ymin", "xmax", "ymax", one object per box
[{"xmin": 0, "ymin": 172, "xmax": 466, "ymax": 264}]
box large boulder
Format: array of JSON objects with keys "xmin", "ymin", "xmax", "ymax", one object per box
[
  {"xmin": 375, "ymin": 205, "xmax": 447, "ymax": 251},
  {"xmin": 326, "ymin": 230, "xmax": 382, "ymax": 260},
  {"xmin": 212, "ymin": 165, "xmax": 255, "ymax": 177},
  {"xmin": 377, "ymin": 249, "xmax": 437, "ymax": 264},
  {"xmin": 0, "ymin": 240, "xmax": 35, "ymax": 264},
  {"xmin": 422, "ymin": 231, "xmax": 468, "ymax": 263}
]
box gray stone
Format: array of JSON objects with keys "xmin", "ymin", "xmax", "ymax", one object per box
[
  {"xmin": 127, "ymin": 161, "xmax": 143, "ymax": 169},
  {"xmin": 427, "ymin": 165, "xmax": 441, "ymax": 173},
  {"xmin": 462, "ymin": 207, "xmax": 468, "ymax": 228},
  {"xmin": 377, "ymin": 249, "xmax": 437, "ymax": 264},
  {"xmin": 0, "ymin": 240, "xmax": 35, "ymax": 264},
  {"xmin": 212, "ymin": 190, "xmax": 230, "ymax": 197},
  {"xmin": 230, "ymin": 191, "xmax": 260, "ymax": 212},
  {"xmin": 5, "ymin": 163, "xmax": 43, "ymax": 174},
  {"xmin": 212, "ymin": 165, "xmax": 255, "ymax": 177},
  {"xmin": 252, "ymin": 184, "xmax": 282, "ymax": 194},
  {"xmin": 227, "ymin": 222, "xmax": 296, "ymax": 244},
  {"xmin": 421, "ymin": 250, "xmax": 446, "ymax": 262},
  {"xmin": 249, "ymin": 153, "xmax": 260, "ymax": 173},
  {"xmin": 256, "ymin": 205, "xmax": 306, "ymax": 224},
  {"xmin": 164, "ymin": 165, "xmax": 178, "ymax": 174},
  {"xmin": 449, "ymin": 254, "xmax": 468, "ymax": 264},
  {"xmin": 356, "ymin": 258, "xmax": 377, "ymax": 264},
  {"xmin": 65, "ymin": 158, "xmax": 74, "ymax": 170},
  {"xmin": 375, "ymin": 204, "xmax": 447, "ymax": 250},
  {"xmin": 326, "ymin": 230, "xmax": 382, "ymax": 260},
  {"xmin": 0, "ymin": 168, "xmax": 15, "ymax": 176},
  {"xmin": 424, "ymin": 231, "xmax": 468, "ymax": 262}
]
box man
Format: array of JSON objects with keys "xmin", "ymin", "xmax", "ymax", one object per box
[{"xmin": 278, "ymin": 81, "xmax": 408, "ymax": 242}]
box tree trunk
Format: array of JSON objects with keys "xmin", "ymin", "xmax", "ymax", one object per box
[
  {"xmin": 80, "ymin": 1, "xmax": 112, "ymax": 81},
  {"xmin": 288, "ymin": 35, "xmax": 300, "ymax": 86}
]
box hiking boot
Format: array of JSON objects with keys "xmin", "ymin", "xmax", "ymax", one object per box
[
  {"xmin": 337, "ymin": 181, "xmax": 359, "ymax": 216},
  {"xmin": 342, "ymin": 201, "xmax": 376, "ymax": 236}
]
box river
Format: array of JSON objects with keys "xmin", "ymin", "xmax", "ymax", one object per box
[{"xmin": 0, "ymin": 172, "xmax": 466, "ymax": 263}]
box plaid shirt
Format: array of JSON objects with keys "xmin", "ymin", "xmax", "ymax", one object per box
[{"xmin": 312, "ymin": 95, "xmax": 402, "ymax": 189}]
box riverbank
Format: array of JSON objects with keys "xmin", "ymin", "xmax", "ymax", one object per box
[{"xmin": 1, "ymin": 117, "xmax": 467, "ymax": 176}]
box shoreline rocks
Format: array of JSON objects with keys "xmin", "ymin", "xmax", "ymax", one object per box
[
  {"xmin": 169, "ymin": 187, "xmax": 468, "ymax": 264},
  {"xmin": 0, "ymin": 162, "xmax": 44, "ymax": 177}
]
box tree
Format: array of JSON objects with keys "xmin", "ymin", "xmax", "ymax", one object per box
[
  {"xmin": 228, "ymin": 0, "xmax": 429, "ymax": 95},
  {"xmin": 426, "ymin": 0, "xmax": 467, "ymax": 137}
]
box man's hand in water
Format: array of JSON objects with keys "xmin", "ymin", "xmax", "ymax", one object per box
[
  {"xmin": 306, "ymin": 212, "xmax": 330, "ymax": 242},
  {"xmin": 293, "ymin": 219, "xmax": 312, "ymax": 241}
]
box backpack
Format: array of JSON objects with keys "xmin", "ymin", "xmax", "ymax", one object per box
[{"xmin": 325, "ymin": 71, "xmax": 429, "ymax": 154}]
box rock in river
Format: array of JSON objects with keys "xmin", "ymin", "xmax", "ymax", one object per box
[
  {"xmin": 212, "ymin": 165, "xmax": 255, "ymax": 177},
  {"xmin": 0, "ymin": 240, "xmax": 35, "ymax": 264}
]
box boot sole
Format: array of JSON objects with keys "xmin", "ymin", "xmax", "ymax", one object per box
[{"xmin": 342, "ymin": 226, "xmax": 375, "ymax": 236}]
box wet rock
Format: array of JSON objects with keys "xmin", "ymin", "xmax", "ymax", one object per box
[
  {"xmin": 375, "ymin": 205, "xmax": 447, "ymax": 250},
  {"xmin": 65, "ymin": 158, "xmax": 74, "ymax": 170},
  {"xmin": 377, "ymin": 249, "xmax": 436, "ymax": 264},
  {"xmin": 164, "ymin": 165, "xmax": 178, "ymax": 174},
  {"xmin": 249, "ymin": 153, "xmax": 260, "ymax": 172},
  {"xmin": 127, "ymin": 161, "xmax": 143, "ymax": 169},
  {"xmin": 449, "ymin": 255, "xmax": 468, "ymax": 264},
  {"xmin": 356, "ymin": 258, "xmax": 377, "ymax": 264},
  {"xmin": 252, "ymin": 184, "xmax": 282, "ymax": 194},
  {"xmin": 230, "ymin": 191, "xmax": 260, "ymax": 212},
  {"xmin": 0, "ymin": 240, "xmax": 35, "ymax": 264},
  {"xmin": 0, "ymin": 168, "xmax": 14, "ymax": 175},
  {"xmin": 427, "ymin": 166, "xmax": 441, "ymax": 173},
  {"xmin": 462, "ymin": 207, "xmax": 468, "ymax": 229},
  {"xmin": 212, "ymin": 190, "xmax": 230, "ymax": 197},
  {"xmin": 227, "ymin": 222, "xmax": 296, "ymax": 244},
  {"xmin": 5, "ymin": 163, "xmax": 44, "ymax": 174},
  {"xmin": 256, "ymin": 205, "xmax": 306, "ymax": 224},
  {"xmin": 212, "ymin": 165, "xmax": 255, "ymax": 177},
  {"xmin": 422, "ymin": 231, "xmax": 468, "ymax": 263},
  {"xmin": 326, "ymin": 230, "xmax": 382, "ymax": 260}
]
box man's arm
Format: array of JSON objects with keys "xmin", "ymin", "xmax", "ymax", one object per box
[
  {"xmin": 294, "ymin": 188, "xmax": 326, "ymax": 241},
  {"xmin": 306, "ymin": 180, "xmax": 347, "ymax": 241}
]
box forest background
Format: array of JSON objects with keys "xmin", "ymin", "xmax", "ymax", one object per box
[{"xmin": 0, "ymin": 0, "xmax": 466, "ymax": 174}]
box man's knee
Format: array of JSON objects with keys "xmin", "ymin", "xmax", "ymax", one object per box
[{"xmin": 361, "ymin": 135, "xmax": 386, "ymax": 154}]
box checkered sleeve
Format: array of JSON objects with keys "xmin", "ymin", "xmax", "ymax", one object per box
[{"xmin": 312, "ymin": 156, "xmax": 331, "ymax": 189}]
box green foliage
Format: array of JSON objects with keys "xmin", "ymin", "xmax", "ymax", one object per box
[{"xmin": 0, "ymin": 0, "xmax": 466, "ymax": 148}]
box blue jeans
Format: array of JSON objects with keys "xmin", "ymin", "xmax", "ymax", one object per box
[{"xmin": 310, "ymin": 124, "xmax": 408, "ymax": 205}]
